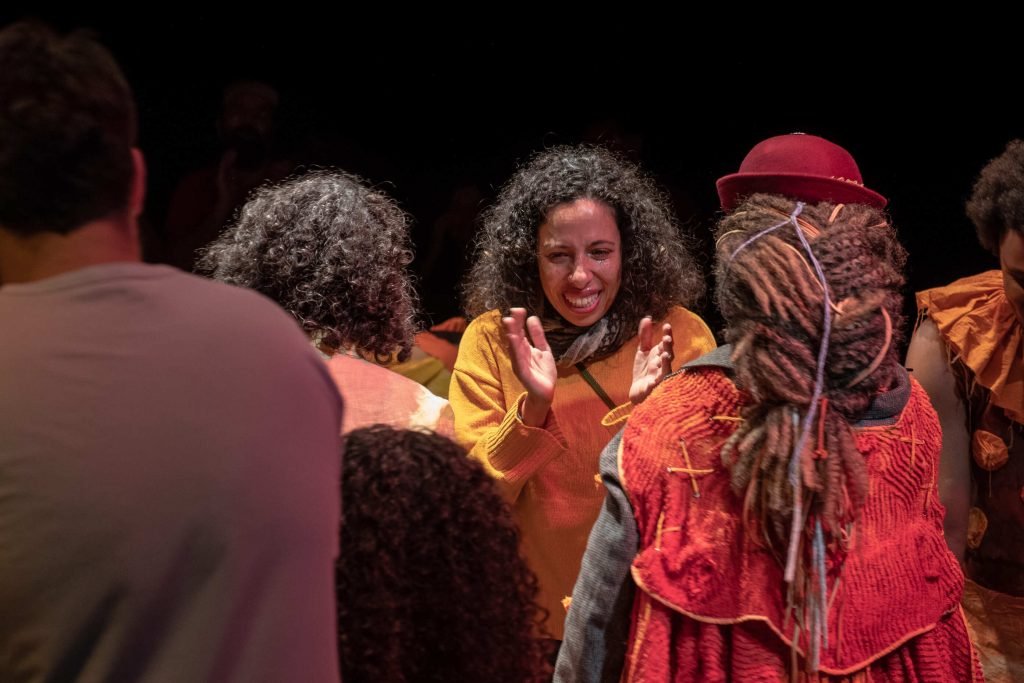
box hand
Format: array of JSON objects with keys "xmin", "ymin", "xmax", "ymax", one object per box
[
  {"xmin": 629, "ymin": 317, "xmax": 674, "ymax": 405},
  {"xmin": 502, "ymin": 308, "xmax": 557, "ymax": 426}
]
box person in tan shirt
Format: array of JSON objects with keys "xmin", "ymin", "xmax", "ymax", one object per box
[
  {"xmin": 0, "ymin": 23, "xmax": 342, "ymax": 683},
  {"xmin": 451, "ymin": 145, "xmax": 715, "ymax": 644}
]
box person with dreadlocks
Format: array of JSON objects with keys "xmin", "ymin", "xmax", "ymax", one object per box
[
  {"xmin": 451, "ymin": 144, "xmax": 715, "ymax": 646},
  {"xmin": 556, "ymin": 134, "xmax": 981, "ymax": 682},
  {"xmin": 907, "ymin": 140, "xmax": 1024, "ymax": 682}
]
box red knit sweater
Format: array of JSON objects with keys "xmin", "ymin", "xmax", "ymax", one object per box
[{"xmin": 619, "ymin": 368, "xmax": 980, "ymax": 681}]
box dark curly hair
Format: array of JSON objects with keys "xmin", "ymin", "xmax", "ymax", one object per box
[
  {"xmin": 716, "ymin": 195, "xmax": 907, "ymax": 549},
  {"xmin": 462, "ymin": 144, "xmax": 704, "ymax": 348},
  {"xmin": 966, "ymin": 139, "xmax": 1024, "ymax": 255},
  {"xmin": 198, "ymin": 170, "xmax": 419, "ymax": 360},
  {"xmin": 0, "ymin": 21, "xmax": 136, "ymax": 236},
  {"xmin": 337, "ymin": 426, "xmax": 550, "ymax": 683}
]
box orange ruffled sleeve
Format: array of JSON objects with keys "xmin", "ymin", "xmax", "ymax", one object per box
[{"xmin": 916, "ymin": 270, "xmax": 1024, "ymax": 425}]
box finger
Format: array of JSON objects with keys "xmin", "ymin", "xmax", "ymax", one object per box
[
  {"xmin": 661, "ymin": 334, "xmax": 674, "ymax": 356},
  {"xmin": 509, "ymin": 307, "xmax": 527, "ymax": 328},
  {"xmin": 525, "ymin": 316, "xmax": 551, "ymax": 353},
  {"xmin": 501, "ymin": 316, "xmax": 522, "ymax": 341},
  {"xmin": 637, "ymin": 316, "xmax": 653, "ymax": 353},
  {"xmin": 661, "ymin": 350, "xmax": 673, "ymax": 373},
  {"xmin": 502, "ymin": 314, "xmax": 531, "ymax": 375},
  {"xmin": 659, "ymin": 337, "xmax": 675, "ymax": 368},
  {"xmin": 502, "ymin": 308, "xmax": 527, "ymax": 336}
]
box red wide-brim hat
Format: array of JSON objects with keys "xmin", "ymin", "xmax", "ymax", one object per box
[{"xmin": 717, "ymin": 133, "xmax": 888, "ymax": 212}]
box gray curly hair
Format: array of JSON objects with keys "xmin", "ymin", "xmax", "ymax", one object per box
[{"xmin": 199, "ymin": 169, "xmax": 420, "ymax": 361}]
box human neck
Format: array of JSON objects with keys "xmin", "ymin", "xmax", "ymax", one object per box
[{"xmin": 0, "ymin": 215, "xmax": 141, "ymax": 285}]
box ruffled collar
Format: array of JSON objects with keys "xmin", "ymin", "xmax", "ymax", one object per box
[{"xmin": 917, "ymin": 270, "xmax": 1024, "ymax": 424}]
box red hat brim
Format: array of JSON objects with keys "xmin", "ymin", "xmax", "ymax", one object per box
[{"xmin": 716, "ymin": 172, "xmax": 888, "ymax": 213}]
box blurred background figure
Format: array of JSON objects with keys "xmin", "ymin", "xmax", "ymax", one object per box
[{"xmin": 165, "ymin": 79, "xmax": 293, "ymax": 271}]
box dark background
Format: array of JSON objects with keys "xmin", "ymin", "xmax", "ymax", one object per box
[{"xmin": 4, "ymin": 12, "xmax": 1018, "ymax": 333}]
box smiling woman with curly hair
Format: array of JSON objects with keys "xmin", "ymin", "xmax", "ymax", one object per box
[
  {"xmin": 337, "ymin": 425, "xmax": 550, "ymax": 683},
  {"xmin": 463, "ymin": 146, "xmax": 706, "ymax": 339},
  {"xmin": 200, "ymin": 170, "xmax": 451, "ymax": 434},
  {"xmin": 451, "ymin": 144, "xmax": 715, "ymax": 643}
]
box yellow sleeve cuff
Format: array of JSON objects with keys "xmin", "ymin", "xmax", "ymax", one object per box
[
  {"xmin": 486, "ymin": 392, "xmax": 569, "ymax": 485},
  {"xmin": 601, "ymin": 401, "xmax": 634, "ymax": 429}
]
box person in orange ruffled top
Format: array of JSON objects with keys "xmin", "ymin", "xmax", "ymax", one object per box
[{"xmin": 907, "ymin": 140, "xmax": 1024, "ymax": 682}]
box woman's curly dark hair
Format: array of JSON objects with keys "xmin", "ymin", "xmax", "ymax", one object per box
[
  {"xmin": 463, "ymin": 144, "xmax": 704, "ymax": 343},
  {"xmin": 198, "ymin": 170, "xmax": 419, "ymax": 360},
  {"xmin": 337, "ymin": 426, "xmax": 550, "ymax": 683},
  {"xmin": 967, "ymin": 139, "xmax": 1024, "ymax": 255}
]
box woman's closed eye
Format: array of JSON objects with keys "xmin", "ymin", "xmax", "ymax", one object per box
[{"xmin": 546, "ymin": 251, "xmax": 571, "ymax": 263}]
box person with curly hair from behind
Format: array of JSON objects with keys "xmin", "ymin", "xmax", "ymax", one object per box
[
  {"xmin": 199, "ymin": 169, "xmax": 452, "ymax": 434},
  {"xmin": 907, "ymin": 139, "xmax": 1024, "ymax": 681},
  {"xmin": 452, "ymin": 144, "xmax": 715, "ymax": 646},
  {"xmin": 337, "ymin": 425, "xmax": 550, "ymax": 683}
]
